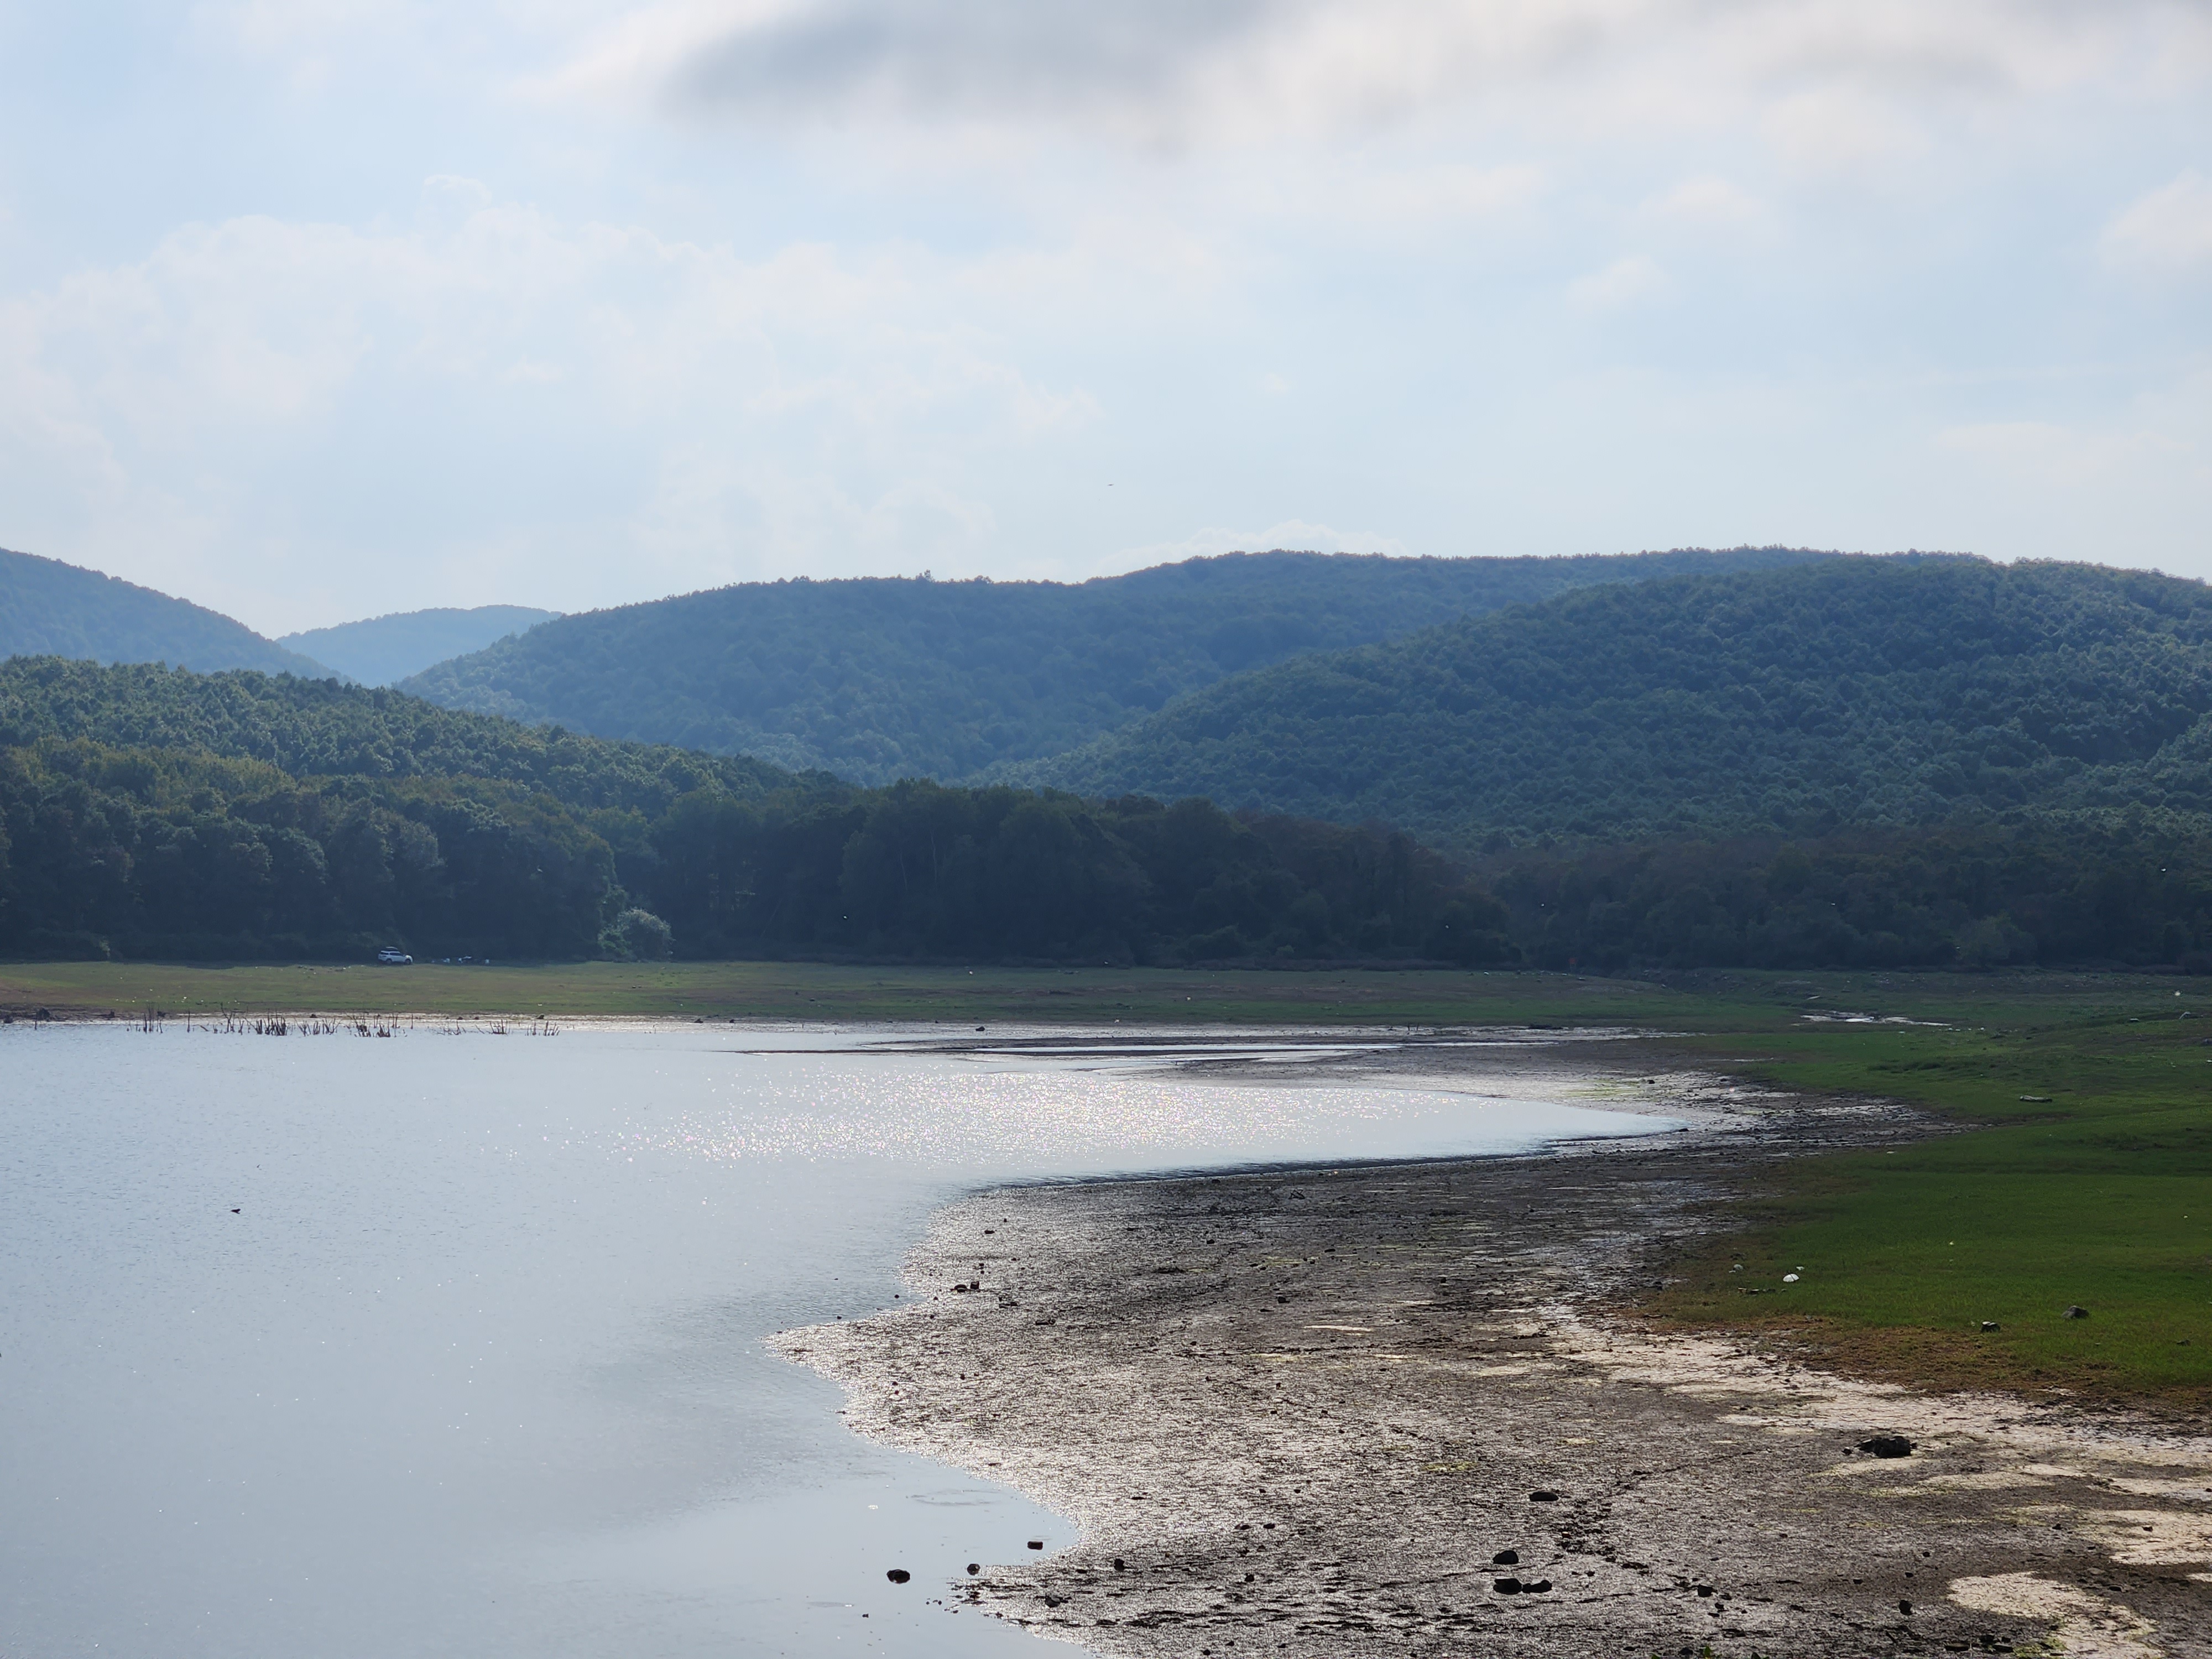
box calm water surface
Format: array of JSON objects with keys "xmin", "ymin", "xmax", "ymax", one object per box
[{"xmin": 0, "ymin": 1022, "xmax": 1658, "ymax": 1658}]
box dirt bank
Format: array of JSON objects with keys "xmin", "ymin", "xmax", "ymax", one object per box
[{"xmin": 780, "ymin": 1039, "xmax": 2212, "ymax": 1657}]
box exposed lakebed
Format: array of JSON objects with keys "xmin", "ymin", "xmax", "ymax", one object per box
[{"xmin": 0, "ymin": 1022, "xmax": 1656, "ymax": 1658}]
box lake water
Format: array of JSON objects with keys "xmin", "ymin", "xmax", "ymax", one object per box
[{"xmin": 0, "ymin": 1022, "xmax": 1661, "ymax": 1658}]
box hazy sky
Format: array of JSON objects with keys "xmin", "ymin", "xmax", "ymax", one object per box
[{"xmin": 2, "ymin": 1, "xmax": 2209, "ymax": 633}]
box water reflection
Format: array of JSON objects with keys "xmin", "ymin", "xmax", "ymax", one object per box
[{"xmin": 0, "ymin": 1023, "xmax": 1661, "ymax": 1658}]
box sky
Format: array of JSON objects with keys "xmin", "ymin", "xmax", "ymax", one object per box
[{"xmin": 1, "ymin": 1, "xmax": 2209, "ymax": 635}]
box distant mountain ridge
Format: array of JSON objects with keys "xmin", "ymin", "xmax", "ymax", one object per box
[
  {"xmin": 1, "ymin": 546, "xmax": 333, "ymax": 678},
  {"xmin": 281, "ymin": 606, "xmax": 557, "ymax": 687},
  {"xmin": 400, "ymin": 547, "xmax": 1833, "ymax": 782},
  {"xmin": 1020, "ymin": 555, "xmax": 2212, "ymax": 848}
]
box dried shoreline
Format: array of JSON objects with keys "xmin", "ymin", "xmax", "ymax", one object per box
[{"xmin": 781, "ymin": 1038, "xmax": 2212, "ymax": 1658}]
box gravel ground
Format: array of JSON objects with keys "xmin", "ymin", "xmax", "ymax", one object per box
[{"xmin": 780, "ymin": 1036, "xmax": 2212, "ymax": 1658}]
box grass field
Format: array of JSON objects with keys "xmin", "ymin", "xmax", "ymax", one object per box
[
  {"xmin": 0, "ymin": 956, "xmax": 2187, "ymax": 1028},
  {"xmin": 1655, "ymin": 998, "xmax": 2212, "ymax": 1408},
  {"xmin": 4, "ymin": 957, "xmax": 2206, "ymax": 1405},
  {"xmin": 0, "ymin": 957, "xmax": 1717, "ymax": 1026}
]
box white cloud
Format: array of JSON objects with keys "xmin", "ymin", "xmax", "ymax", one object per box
[
  {"xmin": 525, "ymin": 0, "xmax": 2212, "ymax": 159},
  {"xmin": 1636, "ymin": 175, "xmax": 1765, "ymax": 231},
  {"xmin": 1934, "ymin": 419, "xmax": 2193, "ymax": 490},
  {"xmin": 1760, "ymin": 86, "xmax": 1927, "ymax": 178},
  {"xmin": 1567, "ymin": 253, "xmax": 1667, "ymax": 311},
  {"xmin": 2102, "ymin": 170, "xmax": 2212, "ymax": 278},
  {"xmin": 1909, "ymin": 394, "xmax": 2211, "ymax": 564},
  {"xmin": 0, "ymin": 187, "xmax": 1106, "ymax": 628},
  {"xmin": 6, "ymin": 0, "xmax": 2212, "ymax": 627}
]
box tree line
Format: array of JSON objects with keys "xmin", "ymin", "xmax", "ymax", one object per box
[
  {"xmin": 0, "ymin": 737, "xmax": 1509, "ymax": 964},
  {"xmin": 642, "ymin": 780, "xmax": 1509, "ymax": 964},
  {"xmin": 1483, "ymin": 817, "xmax": 2212, "ymax": 973},
  {"xmin": 5, "ymin": 658, "xmax": 2210, "ymax": 973}
]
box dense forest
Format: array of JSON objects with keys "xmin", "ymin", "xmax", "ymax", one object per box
[
  {"xmin": 0, "ymin": 658, "xmax": 800, "ymax": 808},
  {"xmin": 646, "ymin": 781, "xmax": 1509, "ymax": 964},
  {"xmin": 1484, "ymin": 818, "xmax": 2212, "ymax": 972},
  {"xmin": 279, "ymin": 605, "xmax": 558, "ymax": 687},
  {"xmin": 0, "ymin": 661, "xmax": 1504, "ymax": 964},
  {"xmin": 1, "ymin": 546, "xmax": 332, "ymax": 677},
  {"xmin": 1030, "ymin": 556, "xmax": 2212, "ymax": 848},
  {"xmin": 0, "ymin": 740, "xmax": 623, "ymax": 962},
  {"xmin": 399, "ymin": 547, "xmax": 1829, "ymax": 781},
  {"xmin": 12, "ymin": 556, "xmax": 2212, "ymax": 974}
]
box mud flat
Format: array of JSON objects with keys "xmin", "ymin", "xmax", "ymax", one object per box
[{"xmin": 781, "ymin": 1039, "xmax": 2212, "ymax": 1658}]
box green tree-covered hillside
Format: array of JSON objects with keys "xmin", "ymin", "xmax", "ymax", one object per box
[
  {"xmin": 1, "ymin": 546, "xmax": 333, "ymax": 677},
  {"xmin": 0, "ymin": 661, "xmax": 1501, "ymax": 965},
  {"xmin": 0, "ymin": 658, "xmax": 801, "ymax": 812},
  {"xmin": 1025, "ymin": 556, "xmax": 2212, "ymax": 847},
  {"xmin": 8, "ymin": 655, "xmax": 2209, "ymax": 973},
  {"xmin": 400, "ymin": 547, "xmax": 1829, "ymax": 782}
]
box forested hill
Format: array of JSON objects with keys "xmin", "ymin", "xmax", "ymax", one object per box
[
  {"xmin": 280, "ymin": 605, "xmax": 557, "ymax": 687},
  {"xmin": 6, "ymin": 654, "xmax": 2208, "ymax": 973},
  {"xmin": 1, "ymin": 546, "xmax": 334, "ymax": 677},
  {"xmin": 1024, "ymin": 556, "xmax": 2212, "ymax": 848},
  {"xmin": 0, "ymin": 658, "xmax": 802, "ymax": 811},
  {"xmin": 0, "ymin": 659, "xmax": 1503, "ymax": 966},
  {"xmin": 399, "ymin": 546, "xmax": 1830, "ymax": 782}
]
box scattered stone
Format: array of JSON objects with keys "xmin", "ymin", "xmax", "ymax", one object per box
[
  {"xmin": 1529, "ymin": 1490, "xmax": 1559, "ymax": 1502},
  {"xmin": 1858, "ymin": 1434, "xmax": 1914, "ymax": 1458},
  {"xmin": 1493, "ymin": 1577, "xmax": 1522, "ymax": 1595},
  {"xmin": 885, "ymin": 1569, "xmax": 911, "ymax": 1584},
  {"xmin": 1900, "ymin": 1599, "xmax": 1914, "ymax": 1615},
  {"xmin": 1112, "ymin": 1558, "xmax": 1126, "ymax": 1571},
  {"xmin": 1491, "ymin": 1549, "xmax": 1519, "ymax": 1566},
  {"xmin": 1526, "ymin": 1579, "xmax": 1552, "ymax": 1594},
  {"xmin": 966, "ymin": 1563, "xmax": 980, "ymax": 1574},
  {"xmin": 1027, "ymin": 1539, "xmax": 1044, "ymax": 1550},
  {"xmin": 2063, "ymin": 1305, "xmax": 2090, "ymax": 1319},
  {"xmin": 1980, "ymin": 1321, "xmax": 2000, "ymax": 1332}
]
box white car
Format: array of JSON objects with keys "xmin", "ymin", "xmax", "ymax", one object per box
[{"xmin": 375, "ymin": 947, "xmax": 413, "ymax": 965}]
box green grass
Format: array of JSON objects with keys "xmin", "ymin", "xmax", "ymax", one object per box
[
  {"xmin": 0, "ymin": 958, "xmax": 1714, "ymax": 1026},
  {"xmin": 0, "ymin": 960, "xmax": 1796, "ymax": 1026},
  {"xmin": 0, "ymin": 958, "xmax": 2180, "ymax": 1029},
  {"xmin": 1656, "ymin": 998, "xmax": 2212, "ymax": 1406},
  {"xmin": 6, "ymin": 957, "xmax": 2208, "ymax": 1403}
]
